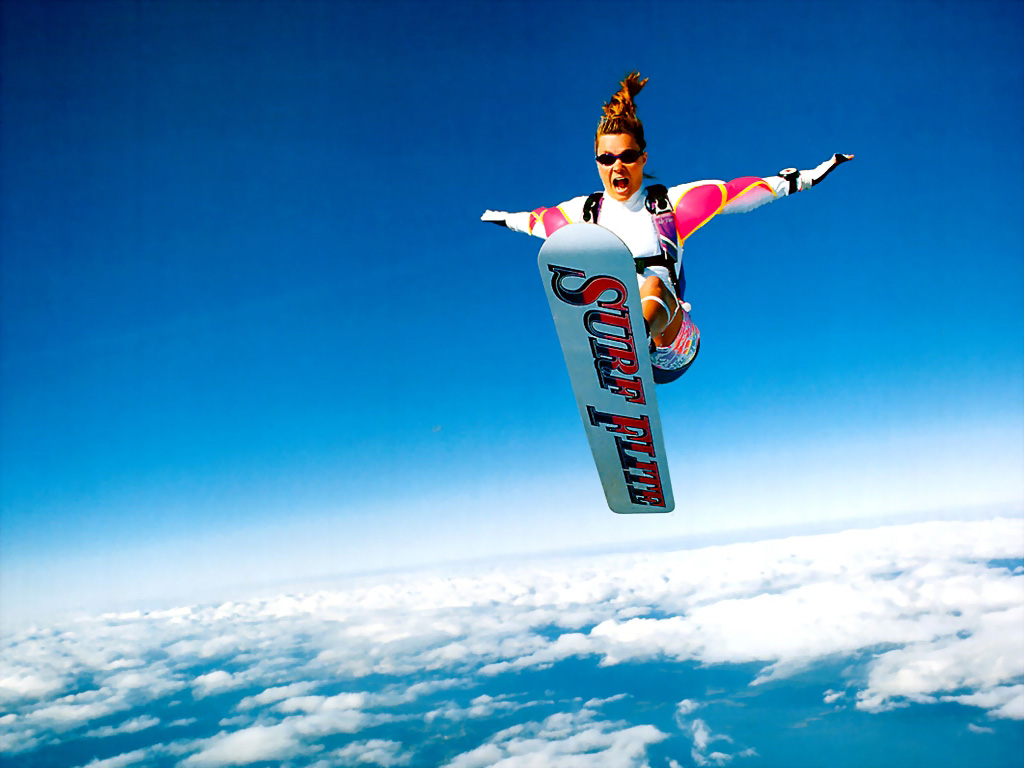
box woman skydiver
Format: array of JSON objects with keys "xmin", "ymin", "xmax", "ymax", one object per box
[{"xmin": 481, "ymin": 72, "xmax": 853, "ymax": 383}]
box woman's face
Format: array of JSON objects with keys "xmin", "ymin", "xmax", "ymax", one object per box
[{"xmin": 596, "ymin": 133, "xmax": 647, "ymax": 202}]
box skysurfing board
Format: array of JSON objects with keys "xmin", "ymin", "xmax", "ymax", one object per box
[{"xmin": 538, "ymin": 223, "xmax": 674, "ymax": 514}]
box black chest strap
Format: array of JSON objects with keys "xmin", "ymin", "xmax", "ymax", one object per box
[
  {"xmin": 645, "ymin": 184, "xmax": 671, "ymax": 214},
  {"xmin": 582, "ymin": 186, "xmax": 682, "ymax": 295},
  {"xmin": 582, "ymin": 191, "xmax": 603, "ymax": 223}
]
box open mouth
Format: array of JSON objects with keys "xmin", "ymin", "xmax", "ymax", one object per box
[{"xmin": 612, "ymin": 177, "xmax": 630, "ymax": 192}]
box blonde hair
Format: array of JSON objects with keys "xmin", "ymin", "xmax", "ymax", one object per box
[{"xmin": 596, "ymin": 71, "xmax": 648, "ymax": 151}]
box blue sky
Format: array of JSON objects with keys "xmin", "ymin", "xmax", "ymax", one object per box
[{"xmin": 1, "ymin": 0, "xmax": 1022, "ymax": 627}]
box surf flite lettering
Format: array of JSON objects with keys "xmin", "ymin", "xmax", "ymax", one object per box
[
  {"xmin": 539, "ymin": 225, "xmax": 673, "ymax": 513},
  {"xmin": 546, "ymin": 262, "xmax": 666, "ymax": 509},
  {"xmin": 587, "ymin": 407, "xmax": 666, "ymax": 507},
  {"xmin": 548, "ymin": 265, "xmax": 646, "ymax": 405}
]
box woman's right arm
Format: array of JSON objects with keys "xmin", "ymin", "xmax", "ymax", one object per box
[
  {"xmin": 482, "ymin": 197, "xmax": 588, "ymax": 239},
  {"xmin": 481, "ymin": 210, "xmax": 533, "ymax": 232}
]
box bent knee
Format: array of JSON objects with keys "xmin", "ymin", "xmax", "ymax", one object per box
[
  {"xmin": 640, "ymin": 275, "xmax": 669, "ymax": 297},
  {"xmin": 640, "ymin": 276, "xmax": 677, "ymax": 315}
]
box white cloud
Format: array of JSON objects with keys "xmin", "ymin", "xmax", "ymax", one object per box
[
  {"xmin": 0, "ymin": 668, "xmax": 69, "ymax": 703},
  {"xmin": 942, "ymin": 685, "xmax": 1024, "ymax": 720},
  {"xmin": 331, "ymin": 739, "xmax": 413, "ymax": 766},
  {"xmin": 479, "ymin": 631, "xmax": 591, "ymax": 676},
  {"xmin": 676, "ymin": 712, "xmax": 747, "ymax": 767},
  {"xmin": 84, "ymin": 715, "xmax": 160, "ymax": 739},
  {"xmin": 441, "ymin": 708, "xmax": 667, "ymax": 768},
  {"xmin": 74, "ymin": 747, "xmax": 152, "ymax": 768},
  {"xmin": 823, "ymin": 689, "xmax": 844, "ymax": 704},
  {"xmin": 856, "ymin": 607, "xmax": 1024, "ymax": 712},
  {"xmin": 690, "ymin": 717, "xmax": 714, "ymax": 750},
  {"xmin": 183, "ymin": 723, "xmax": 314, "ymax": 766},
  {"xmin": 674, "ymin": 698, "xmax": 702, "ymax": 730},
  {"xmin": 191, "ymin": 670, "xmax": 239, "ymax": 698},
  {"xmin": 675, "ymin": 697, "xmax": 765, "ymax": 766},
  {"xmin": 675, "ymin": 699, "xmax": 700, "ymax": 716},
  {"xmin": 583, "ymin": 693, "xmax": 629, "ymax": 708},
  {"xmin": 30, "ymin": 693, "xmax": 133, "ymax": 731},
  {"xmin": 1, "ymin": 516, "xmax": 1021, "ymax": 766},
  {"xmin": 216, "ymin": 715, "xmax": 250, "ymax": 728},
  {"xmin": 237, "ymin": 682, "xmax": 317, "ymax": 710},
  {"xmin": 71, "ymin": 743, "xmax": 184, "ymax": 768},
  {"xmin": 425, "ymin": 693, "xmax": 551, "ymax": 724},
  {"xmin": 274, "ymin": 692, "xmax": 367, "ymax": 715},
  {"xmin": 0, "ymin": 720, "xmax": 41, "ymax": 755},
  {"xmin": 457, "ymin": 519, "xmax": 1024, "ymax": 723}
]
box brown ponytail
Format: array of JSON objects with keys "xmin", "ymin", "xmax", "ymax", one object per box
[{"xmin": 596, "ymin": 71, "xmax": 648, "ymax": 151}]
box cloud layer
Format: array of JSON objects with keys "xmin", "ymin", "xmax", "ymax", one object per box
[{"xmin": 1, "ymin": 517, "xmax": 1021, "ymax": 766}]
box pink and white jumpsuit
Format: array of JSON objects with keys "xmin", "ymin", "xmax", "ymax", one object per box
[{"xmin": 488, "ymin": 154, "xmax": 852, "ymax": 382}]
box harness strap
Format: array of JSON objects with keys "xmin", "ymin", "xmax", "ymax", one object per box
[
  {"xmin": 582, "ymin": 192, "xmax": 603, "ymax": 223},
  {"xmin": 643, "ymin": 184, "xmax": 683, "ymax": 296},
  {"xmin": 641, "ymin": 294, "xmax": 678, "ymax": 323},
  {"xmin": 583, "ymin": 185, "xmax": 684, "ymax": 297},
  {"xmin": 644, "ymin": 184, "xmax": 672, "ymax": 214}
]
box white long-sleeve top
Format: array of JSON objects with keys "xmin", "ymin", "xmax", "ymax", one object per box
[
  {"xmin": 497, "ymin": 154, "xmax": 852, "ymax": 264},
  {"xmin": 504, "ymin": 173, "xmax": 796, "ymax": 261}
]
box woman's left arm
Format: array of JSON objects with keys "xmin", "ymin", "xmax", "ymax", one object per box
[
  {"xmin": 722, "ymin": 153, "xmax": 854, "ymax": 213},
  {"xmin": 666, "ymin": 154, "xmax": 854, "ymax": 244},
  {"xmin": 776, "ymin": 153, "xmax": 855, "ymax": 195}
]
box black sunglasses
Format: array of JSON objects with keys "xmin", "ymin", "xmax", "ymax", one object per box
[{"xmin": 596, "ymin": 149, "xmax": 644, "ymax": 166}]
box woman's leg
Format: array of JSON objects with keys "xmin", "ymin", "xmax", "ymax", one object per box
[{"xmin": 640, "ymin": 275, "xmax": 683, "ymax": 347}]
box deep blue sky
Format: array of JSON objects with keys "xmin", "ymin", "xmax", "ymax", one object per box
[{"xmin": 1, "ymin": 0, "xmax": 1022, "ymax": 627}]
